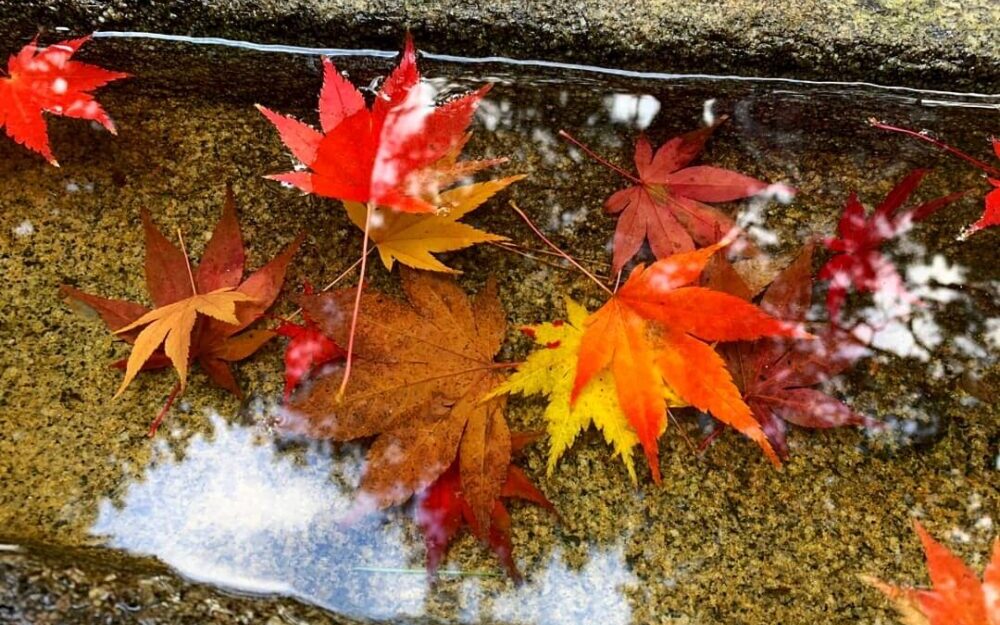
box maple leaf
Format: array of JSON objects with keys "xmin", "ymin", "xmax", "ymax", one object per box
[
  {"xmin": 871, "ymin": 120, "xmax": 1000, "ymax": 238},
  {"xmin": 258, "ymin": 34, "xmax": 500, "ymax": 214},
  {"xmin": 704, "ymin": 245, "xmax": 872, "ymax": 458},
  {"xmin": 111, "ymin": 288, "xmax": 255, "ymax": 396},
  {"xmin": 0, "ymin": 36, "xmax": 128, "ymax": 165},
  {"xmin": 819, "ymin": 170, "xmax": 965, "ymax": 320},
  {"xmin": 569, "ymin": 243, "xmax": 809, "ymax": 481},
  {"xmin": 864, "ymin": 521, "xmax": 1000, "ymax": 625},
  {"xmin": 487, "ymin": 297, "xmax": 685, "ymax": 483},
  {"xmin": 415, "ymin": 431, "xmax": 554, "ymax": 580},
  {"xmin": 62, "ymin": 188, "xmax": 301, "ymax": 430},
  {"xmin": 282, "ymin": 269, "xmax": 512, "ymax": 533},
  {"xmin": 561, "ymin": 118, "xmax": 781, "ymax": 273},
  {"xmin": 275, "ymin": 285, "xmax": 345, "ymax": 400},
  {"xmin": 342, "ymin": 175, "xmax": 524, "ymax": 273}
]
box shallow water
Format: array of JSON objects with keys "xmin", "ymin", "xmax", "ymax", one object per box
[{"xmin": 0, "ymin": 33, "xmax": 998, "ymax": 624}]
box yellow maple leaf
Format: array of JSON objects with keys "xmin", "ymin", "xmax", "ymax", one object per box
[
  {"xmin": 113, "ymin": 288, "xmax": 255, "ymax": 397},
  {"xmin": 344, "ymin": 175, "xmax": 524, "ymax": 273},
  {"xmin": 486, "ymin": 298, "xmax": 685, "ymax": 483}
]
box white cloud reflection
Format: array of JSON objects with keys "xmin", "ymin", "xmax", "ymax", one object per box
[
  {"xmin": 90, "ymin": 414, "xmax": 638, "ymax": 623},
  {"xmin": 605, "ymin": 94, "xmax": 660, "ymax": 130}
]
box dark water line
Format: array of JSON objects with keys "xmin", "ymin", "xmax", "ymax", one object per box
[{"xmin": 91, "ymin": 30, "xmax": 1000, "ymax": 106}]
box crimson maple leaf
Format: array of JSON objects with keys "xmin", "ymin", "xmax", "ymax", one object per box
[
  {"xmin": 561, "ymin": 117, "xmax": 780, "ymax": 273},
  {"xmin": 705, "ymin": 246, "xmax": 872, "ymax": 458},
  {"xmin": 819, "ymin": 170, "xmax": 965, "ymax": 320},
  {"xmin": 415, "ymin": 432, "xmax": 554, "ymax": 581},
  {"xmin": 275, "ymin": 284, "xmax": 345, "ymax": 400},
  {"xmin": 0, "ymin": 36, "xmax": 128, "ymax": 165},
  {"xmin": 258, "ymin": 34, "xmax": 495, "ymax": 214}
]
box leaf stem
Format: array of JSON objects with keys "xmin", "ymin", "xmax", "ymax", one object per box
[
  {"xmin": 489, "ymin": 241, "xmax": 610, "ymax": 282},
  {"xmin": 176, "ymin": 227, "xmax": 198, "ymax": 295},
  {"xmin": 338, "ymin": 200, "xmax": 375, "ymax": 399},
  {"xmin": 321, "ymin": 253, "xmax": 368, "ymax": 293},
  {"xmin": 148, "ymin": 382, "xmax": 181, "ymax": 437},
  {"xmin": 868, "ymin": 118, "xmax": 1000, "ymax": 177},
  {"xmin": 508, "ymin": 201, "xmax": 613, "ymax": 296},
  {"xmin": 558, "ymin": 129, "xmax": 643, "ymax": 185}
]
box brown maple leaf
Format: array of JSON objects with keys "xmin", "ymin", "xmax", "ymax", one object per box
[
  {"xmin": 282, "ymin": 269, "xmax": 511, "ymax": 532},
  {"xmin": 62, "ymin": 187, "xmax": 301, "ymax": 433}
]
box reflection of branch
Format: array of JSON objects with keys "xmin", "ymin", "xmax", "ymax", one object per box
[{"xmin": 869, "ymin": 118, "xmax": 1000, "ymax": 177}]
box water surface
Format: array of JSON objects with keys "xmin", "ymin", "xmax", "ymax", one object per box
[{"xmin": 0, "ymin": 33, "xmax": 997, "ymax": 624}]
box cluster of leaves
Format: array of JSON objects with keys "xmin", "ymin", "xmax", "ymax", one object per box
[
  {"xmin": 492, "ymin": 242, "xmax": 805, "ymax": 482},
  {"xmin": 62, "ymin": 188, "xmax": 301, "ymax": 434},
  {"xmin": 35, "ymin": 32, "xmax": 996, "ymax": 583},
  {"xmin": 819, "ymin": 169, "xmax": 964, "ymax": 320},
  {"xmin": 865, "ymin": 522, "xmax": 999, "ymax": 625}
]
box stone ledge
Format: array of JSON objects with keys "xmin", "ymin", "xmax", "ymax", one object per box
[{"xmin": 0, "ymin": 0, "xmax": 997, "ymax": 90}]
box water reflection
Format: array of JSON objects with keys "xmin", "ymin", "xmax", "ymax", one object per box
[
  {"xmin": 91, "ymin": 414, "xmax": 637, "ymax": 622},
  {"xmin": 92, "ymin": 413, "xmax": 430, "ymax": 618}
]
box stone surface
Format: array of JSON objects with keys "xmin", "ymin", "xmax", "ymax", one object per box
[
  {"xmin": 0, "ymin": 543, "xmax": 350, "ymax": 624},
  {"xmin": 0, "ymin": 0, "xmax": 997, "ymax": 89}
]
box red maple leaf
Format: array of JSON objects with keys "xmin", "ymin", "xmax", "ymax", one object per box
[
  {"xmin": 561, "ymin": 117, "xmax": 781, "ymax": 273},
  {"xmin": 414, "ymin": 432, "xmax": 554, "ymax": 581},
  {"xmin": 705, "ymin": 245, "xmax": 873, "ymax": 458},
  {"xmin": 258, "ymin": 34, "xmax": 494, "ymax": 214},
  {"xmin": 275, "ymin": 284, "xmax": 345, "ymax": 400},
  {"xmin": 0, "ymin": 36, "xmax": 128, "ymax": 165},
  {"xmin": 819, "ymin": 170, "xmax": 965, "ymax": 320},
  {"xmin": 871, "ymin": 120, "xmax": 1000, "ymax": 238}
]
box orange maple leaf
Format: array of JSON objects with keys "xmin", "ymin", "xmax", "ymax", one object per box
[
  {"xmin": 571, "ymin": 243, "xmax": 807, "ymax": 481},
  {"xmin": 866, "ymin": 521, "xmax": 1000, "ymax": 625}
]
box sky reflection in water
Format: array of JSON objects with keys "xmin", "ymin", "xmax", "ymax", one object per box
[{"xmin": 91, "ymin": 414, "xmax": 637, "ymax": 622}]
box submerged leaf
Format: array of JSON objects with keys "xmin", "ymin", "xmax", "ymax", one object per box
[
  {"xmin": 819, "ymin": 170, "xmax": 965, "ymax": 319},
  {"xmin": 706, "ymin": 245, "xmax": 871, "ymax": 458},
  {"xmin": 569, "ymin": 117, "xmax": 783, "ymax": 272}
]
